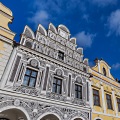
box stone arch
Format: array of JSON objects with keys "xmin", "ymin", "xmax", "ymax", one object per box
[
  {"xmin": 0, "ymin": 106, "xmax": 30, "ymax": 120},
  {"xmin": 69, "ymin": 112, "xmax": 89, "ymax": 120},
  {"xmin": 36, "ymin": 107, "xmax": 63, "ymax": 120},
  {"xmin": 37, "ymin": 112, "xmax": 62, "ymax": 120},
  {"xmin": 23, "ymin": 25, "xmax": 35, "ymax": 39},
  {"xmin": 94, "ymin": 117, "xmax": 103, "ymax": 120},
  {"xmin": 37, "ymin": 24, "xmax": 47, "ymax": 36},
  {"xmin": 71, "ymin": 116, "xmax": 85, "ymax": 120}
]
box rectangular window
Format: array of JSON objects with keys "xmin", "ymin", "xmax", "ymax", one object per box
[
  {"xmin": 117, "ymin": 98, "xmax": 120, "ymax": 112},
  {"xmin": 93, "ymin": 89, "xmax": 100, "ymax": 106},
  {"xmin": 52, "ymin": 78, "xmax": 62, "ymax": 94},
  {"xmin": 58, "ymin": 51, "xmax": 64, "ymax": 60},
  {"xmin": 106, "ymin": 94, "xmax": 113, "ymax": 110},
  {"xmin": 75, "ymin": 84, "xmax": 82, "ymax": 99},
  {"xmin": 23, "ymin": 68, "xmax": 38, "ymax": 87}
]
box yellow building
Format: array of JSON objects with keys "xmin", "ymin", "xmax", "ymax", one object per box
[
  {"xmin": 0, "ymin": 2, "xmax": 15, "ymax": 83},
  {"xmin": 89, "ymin": 58, "xmax": 120, "ymax": 120}
]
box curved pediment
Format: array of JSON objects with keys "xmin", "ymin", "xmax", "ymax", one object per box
[
  {"xmin": 91, "ymin": 59, "xmax": 115, "ymax": 80},
  {"xmin": 37, "ymin": 24, "xmax": 47, "ymax": 36},
  {"xmin": 23, "ymin": 25, "xmax": 35, "ymax": 39}
]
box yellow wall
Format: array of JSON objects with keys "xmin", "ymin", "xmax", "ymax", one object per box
[{"xmin": 90, "ymin": 60, "xmax": 120, "ymax": 120}]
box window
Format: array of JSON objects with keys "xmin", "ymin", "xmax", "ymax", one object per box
[
  {"xmin": 23, "ymin": 68, "xmax": 38, "ymax": 87},
  {"xmin": 93, "ymin": 89, "xmax": 100, "ymax": 106},
  {"xmin": 58, "ymin": 51, "xmax": 64, "ymax": 60},
  {"xmin": 103, "ymin": 67, "xmax": 106, "ymax": 76},
  {"xmin": 52, "ymin": 78, "xmax": 62, "ymax": 94},
  {"xmin": 106, "ymin": 94, "xmax": 113, "ymax": 109},
  {"xmin": 117, "ymin": 98, "xmax": 120, "ymax": 112},
  {"xmin": 75, "ymin": 84, "xmax": 82, "ymax": 99}
]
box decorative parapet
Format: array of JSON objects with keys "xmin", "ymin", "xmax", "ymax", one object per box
[{"xmin": 0, "ymin": 2, "xmax": 15, "ymax": 40}]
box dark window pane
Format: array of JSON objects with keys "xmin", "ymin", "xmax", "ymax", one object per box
[
  {"xmin": 26, "ymin": 69, "xmax": 31, "ymax": 75},
  {"xmin": 117, "ymin": 98, "xmax": 120, "ymax": 112},
  {"xmin": 57, "ymin": 85, "xmax": 61, "ymax": 94},
  {"xmin": 23, "ymin": 76, "xmax": 29, "ymax": 86},
  {"xmin": 31, "ymin": 71, "xmax": 37, "ymax": 77},
  {"xmin": 58, "ymin": 51, "xmax": 64, "ymax": 60},
  {"xmin": 103, "ymin": 67, "xmax": 106, "ymax": 76},
  {"xmin": 78, "ymin": 86, "xmax": 81, "ymax": 91},
  {"xmin": 29, "ymin": 78, "xmax": 36, "ymax": 87},
  {"xmin": 93, "ymin": 89, "xmax": 100, "ymax": 106},
  {"xmin": 75, "ymin": 85, "xmax": 77, "ymax": 90},
  {"xmin": 52, "ymin": 84, "xmax": 56, "ymax": 93},
  {"xmin": 57, "ymin": 80, "xmax": 61, "ymax": 85},
  {"xmin": 53, "ymin": 78, "xmax": 57, "ymax": 84},
  {"xmin": 106, "ymin": 94, "xmax": 112, "ymax": 110},
  {"xmin": 75, "ymin": 84, "xmax": 82, "ymax": 99}
]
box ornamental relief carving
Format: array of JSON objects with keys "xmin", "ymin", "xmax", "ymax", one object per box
[
  {"xmin": 13, "ymin": 86, "xmax": 40, "ymax": 96},
  {"xmin": 48, "ymin": 30, "xmax": 56, "ymax": 40},
  {"xmin": 0, "ymin": 93, "xmax": 89, "ymax": 120},
  {"xmin": 30, "ymin": 59, "xmax": 38, "ymax": 68}
]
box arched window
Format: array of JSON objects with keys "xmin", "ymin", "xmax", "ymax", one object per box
[{"xmin": 103, "ymin": 67, "xmax": 106, "ymax": 76}]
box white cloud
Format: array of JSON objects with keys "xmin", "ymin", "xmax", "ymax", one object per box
[
  {"xmin": 28, "ymin": 10, "xmax": 49, "ymax": 27},
  {"xmin": 107, "ymin": 10, "xmax": 120, "ymax": 36},
  {"xmin": 92, "ymin": 0, "xmax": 117, "ymax": 7},
  {"xmin": 112, "ymin": 63, "xmax": 120, "ymax": 70},
  {"xmin": 75, "ymin": 31, "xmax": 95, "ymax": 48}
]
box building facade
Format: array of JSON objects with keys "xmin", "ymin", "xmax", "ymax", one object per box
[
  {"xmin": 89, "ymin": 59, "xmax": 120, "ymax": 120},
  {"xmin": 0, "ymin": 2, "xmax": 91, "ymax": 120}
]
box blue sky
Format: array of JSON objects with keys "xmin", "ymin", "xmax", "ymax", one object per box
[{"xmin": 2, "ymin": 0, "xmax": 120, "ymax": 79}]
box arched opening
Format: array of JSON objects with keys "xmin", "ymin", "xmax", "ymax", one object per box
[
  {"xmin": 40, "ymin": 114, "xmax": 59, "ymax": 120},
  {"xmin": 0, "ymin": 108, "xmax": 27, "ymax": 120},
  {"xmin": 103, "ymin": 67, "xmax": 106, "ymax": 76}
]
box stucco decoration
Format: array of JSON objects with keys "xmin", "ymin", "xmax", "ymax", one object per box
[
  {"xmin": 58, "ymin": 24, "xmax": 70, "ymax": 33},
  {"xmin": 76, "ymin": 76, "xmax": 82, "ymax": 84},
  {"xmin": 0, "ymin": 94, "xmax": 89, "ymax": 120},
  {"xmin": 23, "ymin": 25, "xmax": 35, "ymax": 39},
  {"xmin": 70, "ymin": 38, "xmax": 76, "ymax": 44},
  {"xmin": 37, "ymin": 24, "xmax": 47, "ymax": 36},
  {"xmin": 49, "ymin": 23, "xmax": 58, "ymax": 34}
]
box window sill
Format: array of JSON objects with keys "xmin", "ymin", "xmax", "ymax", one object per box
[{"xmin": 21, "ymin": 85, "xmax": 36, "ymax": 89}]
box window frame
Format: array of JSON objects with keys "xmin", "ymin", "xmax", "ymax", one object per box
[
  {"xmin": 93, "ymin": 89, "xmax": 100, "ymax": 106},
  {"xmin": 75, "ymin": 84, "xmax": 82, "ymax": 99},
  {"xmin": 23, "ymin": 67, "xmax": 38, "ymax": 88},
  {"xmin": 58, "ymin": 50, "xmax": 64, "ymax": 61},
  {"xmin": 52, "ymin": 77, "xmax": 62, "ymax": 94},
  {"xmin": 117, "ymin": 98, "xmax": 120, "ymax": 112},
  {"xmin": 106, "ymin": 94, "xmax": 113, "ymax": 110}
]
